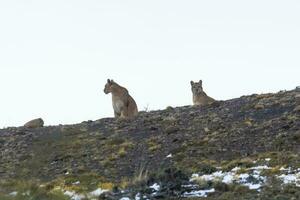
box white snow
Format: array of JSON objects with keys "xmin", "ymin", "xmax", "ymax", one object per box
[
  {"xmin": 191, "ymin": 165, "xmax": 270, "ymax": 190},
  {"xmin": 64, "ymin": 191, "xmax": 85, "ymax": 200},
  {"xmin": 64, "ymin": 191, "xmax": 75, "ymax": 197},
  {"xmin": 73, "ymin": 181, "xmax": 80, "ymax": 185},
  {"xmin": 183, "ymin": 188, "xmax": 215, "ymax": 198},
  {"xmin": 244, "ymin": 183, "xmax": 262, "ymax": 190},
  {"xmin": 62, "ymin": 187, "xmax": 110, "ymax": 200},
  {"xmin": 239, "ymin": 173, "xmax": 250, "ymax": 180},
  {"xmin": 280, "ymin": 167, "xmax": 287, "ymax": 171},
  {"xmin": 89, "ymin": 188, "xmax": 109, "ymax": 197},
  {"xmin": 190, "ymin": 164, "xmax": 300, "ymax": 191},
  {"xmin": 191, "ymin": 173, "xmax": 199, "ymax": 179},
  {"xmin": 278, "ymin": 172, "xmax": 300, "ymax": 187},
  {"xmin": 149, "ymin": 183, "xmax": 160, "ymax": 191},
  {"xmin": 9, "ymin": 191, "xmax": 18, "ymax": 196},
  {"xmin": 182, "ymin": 184, "xmax": 199, "ymax": 189},
  {"xmin": 135, "ymin": 193, "xmax": 141, "ymax": 200},
  {"xmin": 231, "ymin": 167, "xmax": 241, "ymax": 172},
  {"xmin": 238, "ymin": 173, "xmax": 251, "ymax": 184},
  {"xmin": 57, "ymin": 165, "xmax": 300, "ymax": 200},
  {"xmin": 279, "ymin": 167, "xmax": 292, "ymax": 173},
  {"xmin": 251, "ymin": 165, "xmax": 271, "ymax": 170},
  {"xmin": 194, "ymin": 171, "xmax": 225, "ymax": 182},
  {"xmin": 222, "ymin": 173, "xmax": 235, "ymax": 184},
  {"xmin": 166, "ymin": 154, "xmax": 172, "ymax": 158},
  {"xmin": 22, "ymin": 191, "xmax": 30, "ymax": 196},
  {"xmin": 120, "ymin": 198, "xmax": 131, "ymax": 200}
]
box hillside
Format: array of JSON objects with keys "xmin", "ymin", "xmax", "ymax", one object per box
[{"xmin": 0, "ymin": 88, "xmax": 300, "ymax": 200}]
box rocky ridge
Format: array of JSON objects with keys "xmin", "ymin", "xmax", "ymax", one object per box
[{"xmin": 0, "ymin": 88, "xmax": 300, "ymax": 200}]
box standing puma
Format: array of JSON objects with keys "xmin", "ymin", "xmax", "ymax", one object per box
[
  {"xmin": 191, "ymin": 80, "xmax": 215, "ymax": 106},
  {"xmin": 104, "ymin": 79, "xmax": 138, "ymax": 119}
]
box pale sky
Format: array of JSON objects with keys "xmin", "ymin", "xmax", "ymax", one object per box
[{"xmin": 0, "ymin": 0, "xmax": 299, "ymax": 128}]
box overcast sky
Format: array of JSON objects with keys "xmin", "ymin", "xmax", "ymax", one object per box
[{"xmin": 0, "ymin": 0, "xmax": 299, "ymax": 128}]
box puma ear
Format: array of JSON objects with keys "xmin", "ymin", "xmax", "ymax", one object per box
[
  {"xmin": 107, "ymin": 79, "xmax": 111, "ymax": 83},
  {"xmin": 190, "ymin": 81, "xmax": 194, "ymax": 86},
  {"xmin": 111, "ymin": 80, "xmax": 114, "ymax": 83},
  {"xmin": 199, "ymin": 80, "xmax": 203, "ymax": 85}
]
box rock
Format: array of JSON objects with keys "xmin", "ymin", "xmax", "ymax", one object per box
[
  {"xmin": 204, "ymin": 127, "xmax": 210, "ymax": 133},
  {"xmin": 166, "ymin": 106, "xmax": 174, "ymax": 111},
  {"xmin": 163, "ymin": 116, "xmax": 177, "ymax": 123},
  {"xmin": 244, "ymin": 120, "xmax": 253, "ymax": 127},
  {"xmin": 165, "ymin": 126, "xmax": 179, "ymax": 134},
  {"xmin": 294, "ymin": 105, "xmax": 300, "ymax": 112},
  {"xmin": 24, "ymin": 118, "xmax": 44, "ymax": 128},
  {"xmin": 212, "ymin": 117, "xmax": 221, "ymax": 123},
  {"xmin": 295, "ymin": 94, "xmax": 300, "ymax": 104},
  {"xmin": 98, "ymin": 192, "xmax": 117, "ymax": 200},
  {"xmin": 254, "ymin": 104, "xmax": 265, "ymax": 110}
]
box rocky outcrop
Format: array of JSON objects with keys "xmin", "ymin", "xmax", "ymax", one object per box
[{"xmin": 24, "ymin": 118, "xmax": 44, "ymax": 128}]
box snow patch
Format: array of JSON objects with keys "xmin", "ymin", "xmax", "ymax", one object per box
[
  {"xmin": 183, "ymin": 188, "xmax": 215, "ymax": 198},
  {"xmin": 231, "ymin": 167, "xmax": 241, "ymax": 172},
  {"xmin": 149, "ymin": 183, "xmax": 160, "ymax": 191},
  {"xmin": 120, "ymin": 198, "xmax": 131, "ymax": 200},
  {"xmin": 9, "ymin": 191, "xmax": 18, "ymax": 196},
  {"xmin": 278, "ymin": 172, "xmax": 300, "ymax": 187},
  {"xmin": 222, "ymin": 173, "xmax": 235, "ymax": 184},
  {"xmin": 73, "ymin": 181, "xmax": 80, "ymax": 185},
  {"xmin": 191, "ymin": 165, "xmax": 269, "ymax": 190},
  {"xmin": 64, "ymin": 191, "xmax": 85, "ymax": 200},
  {"xmin": 89, "ymin": 188, "xmax": 109, "ymax": 197},
  {"xmin": 135, "ymin": 193, "xmax": 141, "ymax": 200},
  {"xmin": 251, "ymin": 165, "xmax": 271, "ymax": 170}
]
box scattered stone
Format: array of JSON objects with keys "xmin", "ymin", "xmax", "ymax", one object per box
[
  {"xmin": 165, "ymin": 126, "xmax": 179, "ymax": 134},
  {"xmin": 294, "ymin": 105, "xmax": 300, "ymax": 112},
  {"xmin": 295, "ymin": 94, "xmax": 300, "ymax": 102},
  {"xmin": 254, "ymin": 103, "xmax": 265, "ymax": 110},
  {"xmin": 212, "ymin": 117, "xmax": 221, "ymax": 123},
  {"xmin": 163, "ymin": 116, "xmax": 177, "ymax": 123},
  {"xmin": 166, "ymin": 106, "xmax": 174, "ymax": 111}
]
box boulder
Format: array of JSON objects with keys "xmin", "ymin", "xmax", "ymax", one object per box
[{"xmin": 24, "ymin": 118, "xmax": 44, "ymax": 128}]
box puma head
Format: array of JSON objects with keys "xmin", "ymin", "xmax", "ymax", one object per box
[{"xmin": 191, "ymin": 80, "xmax": 203, "ymax": 94}]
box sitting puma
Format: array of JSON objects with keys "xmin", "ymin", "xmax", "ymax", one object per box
[
  {"xmin": 191, "ymin": 80, "xmax": 215, "ymax": 106},
  {"xmin": 104, "ymin": 79, "xmax": 138, "ymax": 119}
]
